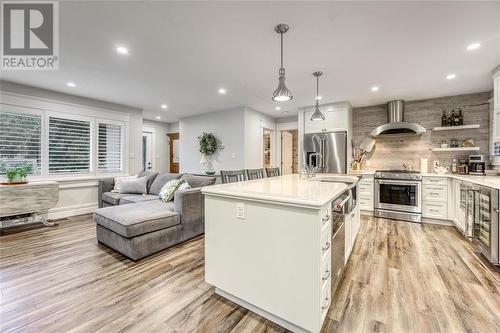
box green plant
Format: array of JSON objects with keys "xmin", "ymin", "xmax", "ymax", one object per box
[
  {"xmin": 0, "ymin": 163, "xmax": 34, "ymax": 183},
  {"xmin": 198, "ymin": 132, "xmax": 218, "ymax": 156}
]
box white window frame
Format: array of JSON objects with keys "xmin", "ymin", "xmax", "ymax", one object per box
[
  {"xmin": 0, "ymin": 92, "xmax": 130, "ymax": 180},
  {"xmin": 97, "ymin": 118, "xmax": 125, "ymax": 174}
]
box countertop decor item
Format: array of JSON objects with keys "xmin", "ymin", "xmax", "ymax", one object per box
[
  {"xmin": 310, "ymin": 71, "xmax": 325, "ymax": 121},
  {"xmin": 0, "ymin": 162, "xmax": 34, "ymax": 185},
  {"xmin": 198, "ymin": 132, "xmax": 218, "ymax": 175},
  {"xmin": 272, "ymin": 24, "xmax": 293, "ymax": 102},
  {"xmin": 462, "ymin": 138, "xmax": 474, "ymax": 147}
]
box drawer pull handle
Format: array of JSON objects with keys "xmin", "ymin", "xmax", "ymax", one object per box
[
  {"xmin": 322, "ymin": 270, "xmax": 331, "ymax": 281},
  {"xmin": 322, "ymin": 215, "xmax": 330, "ymax": 222},
  {"xmin": 321, "ymin": 297, "xmax": 330, "ymax": 310},
  {"xmin": 322, "ymin": 242, "xmax": 331, "ymax": 252}
]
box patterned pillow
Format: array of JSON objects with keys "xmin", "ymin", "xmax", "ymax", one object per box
[{"xmin": 159, "ymin": 179, "xmax": 191, "ymax": 202}]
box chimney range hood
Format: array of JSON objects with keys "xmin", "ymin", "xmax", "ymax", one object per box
[{"xmin": 370, "ymin": 100, "xmax": 426, "ymax": 137}]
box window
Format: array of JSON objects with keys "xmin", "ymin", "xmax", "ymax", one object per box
[
  {"xmin": 98, "ymin": 123, "xmax": 123, "ymax": 172},
  {"xmin": 0, "ymin": 111, "xmax": 42, "ymax": 174},
  {"xmin": 48, "ymin": 116, "xmax": 91, "ymax": 174}
]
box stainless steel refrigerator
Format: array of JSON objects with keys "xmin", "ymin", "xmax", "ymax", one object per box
[{"xmin": 303, "ymin": 132, "xmax": 347, "ymax": 173}]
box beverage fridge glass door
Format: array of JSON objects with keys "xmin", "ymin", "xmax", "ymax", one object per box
[{"xmin": 474, "ymin": 186, "xmax": 499, "ymax": 264}]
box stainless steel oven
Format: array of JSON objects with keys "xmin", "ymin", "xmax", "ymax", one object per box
[{"xmin": 374, "ymin": 170, "xmax": 422, "ymax": 223}]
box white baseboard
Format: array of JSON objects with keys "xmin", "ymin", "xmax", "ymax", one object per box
[
  {"xmin": 422, "ymin": 218, "xmax": 454, "ymax": 226},
  {"xmin": 48, "ymin": 203, "xmax": 97, "ymax": 220},
  {"xmin": 215, "ymin": 288, "xmax": 308, "ymax": 333}
]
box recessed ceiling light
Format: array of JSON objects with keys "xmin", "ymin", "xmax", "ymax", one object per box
[
  {"xmin": 275, "ymin": 106, "xmax": 281, "ymax": 111},
  {"xmin": 66, "ymin": 82, "xmax": 76, "ymax": 87},
  {"xmin": 116, "ymin": 46, "xmax": 128, "ymax": 54},
  {"xmin": 156, "ymin": 116, "xmax": 161, "ymax": 120},
  {"xmin": 446, "ymin": 74, "xmax": 457, "ymax": 80},
  {"xmin": 467, "ymin": 43, "xmax": 480, "ymax": 51},
  {"xmin": 316, "ymin": 96, "xmax": 322, "ymax": 100},
  {"xmin": 371, "ymin": 86, "xmax": 379, "ymax": 92},
  {"xmin": 161, "ymin": 104, "xmax": 167, "ymax": 109},
  {"xmin": 218, "ymin": 88, "xmax": 227, "ymax": 95}
]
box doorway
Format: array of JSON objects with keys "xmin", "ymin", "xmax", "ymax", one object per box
[
  {"xmin": 167, "ymin": 133, "xmax": 179, "ymax": 173},
  {"xmin": 262, "ymin": 129, "xmax": 273, "ymax": 169},
  {"xmin": 142, "ymin": 131, "xmax": 153, "ymax": 172},
  {"xmin": 281, "ymin": 129, "xmax": 298, "ymax": 174}
]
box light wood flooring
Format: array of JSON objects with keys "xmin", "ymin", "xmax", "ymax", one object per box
[{"xmin": 0, "ymin": 215, "xmax": 499, "ymax": 333}]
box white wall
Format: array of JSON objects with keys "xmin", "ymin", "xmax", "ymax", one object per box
[
  {"xmin": 168, "ymin": 122, "xmax": 179, "ymax": 133},
  {"xmin": 143, "ymin": 119, "xmax": 170, "ymax": 174},
  {"xmin": 179, "ymin": 108, "xmax": 246, "ymax": 173},
  {"xmin": 0, "ymin": 81, "xmax": 144, "ymax": 220}
]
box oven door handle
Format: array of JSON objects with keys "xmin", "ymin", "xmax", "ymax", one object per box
[{"xmin": 376, "ymin": 179, "xmax": 421, "ymax": 185}]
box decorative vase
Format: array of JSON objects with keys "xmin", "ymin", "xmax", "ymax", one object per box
[{"xmin": 200, "ymin": 154, "xmax": 216, "ymax": 175}]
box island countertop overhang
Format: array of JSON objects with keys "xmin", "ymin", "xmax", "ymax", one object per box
[{"xmin": 201, "ymin": 174, "xmax": 357, "ymax": 209}]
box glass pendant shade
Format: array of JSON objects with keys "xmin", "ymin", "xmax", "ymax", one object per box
[
  {"xmin": 310, "ymin": 103, "xmax": 325, "ymax": 121},
  {"xmin": 272, "ymin": 70, "xmax": 293, "ymax": 102}
]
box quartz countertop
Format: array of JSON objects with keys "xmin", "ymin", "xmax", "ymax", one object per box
[
  {"xmin": 422, "ymin": 173, "xmax": 500, "ymax": 189},
  {"xmin": 202, "ymin": 174, "xmax": 351, "ymax": 208}
]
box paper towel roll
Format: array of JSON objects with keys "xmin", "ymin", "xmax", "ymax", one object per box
[{"xmin": 420, "ymin": 158, "xmax": 428, "ymax": 173}]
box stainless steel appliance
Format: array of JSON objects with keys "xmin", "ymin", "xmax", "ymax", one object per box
[
  {"xmin": 469, "ymin": 155, "xmax": 488, "ymax": 175},
  {"xmin": 370, "ymin": 100, "xmax": 426, "ymax": 137},
  {"xmin": 374, "ymin": 170, "xmax": 422, "ymax": 223},
  {"xmin": 330, "ymin": 187, "xmax": 355, "ymax": 296},
  {"xmin": 473, "ymin": 186, "xmax": 499, "ymax": 265},
  {"xmin": 303, "ymin": 132, "xmax": 347, "ymax": 173},
  {"xmin": 460, "ymin": 182, "xmax": 479, "ymax": 238}
]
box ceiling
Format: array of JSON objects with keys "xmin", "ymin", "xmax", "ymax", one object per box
[{"xmin": 3, "ymin": 1, "xmax": 500, "ymax": 122}]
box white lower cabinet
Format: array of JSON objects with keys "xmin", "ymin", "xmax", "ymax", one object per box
[
  {"xmin": 422, "ymin": 177, "xmax": 448, "ymax": 220},
  {"xmin": 358, "ymin": 175, "xmax": 374, "ymax": 213},
  {"xmin": 345, "ymin": 204, "xmax": 360, "ymax": 263},
  {"xmin": 453, "ymin": 179, "xmax": 466, "ymax": 232}
]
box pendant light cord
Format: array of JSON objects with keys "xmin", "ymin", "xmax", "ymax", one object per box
[{"xmin": 316, "ymin": 75, "xmax": 319, "ymax": 106}]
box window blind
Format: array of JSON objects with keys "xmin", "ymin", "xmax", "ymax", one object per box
[
  {"xmin": 49, "ymin": 116, "xmax": 91, "ymax": 173},
  {"xmin": 0, "ymin": 111, "xmax": 42, "ymax": 174},
  {"xmin": 98, "ymin": 123, "xmax": 122, "ymax": 172}
]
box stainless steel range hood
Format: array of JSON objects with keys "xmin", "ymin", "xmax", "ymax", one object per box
[{"xmin": 370, "ymin": 100, "xmax": 426, "ymax": 137}]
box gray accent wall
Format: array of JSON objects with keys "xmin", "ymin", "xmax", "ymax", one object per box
[{"xmin": 353, "ymin": 92, "xmax": 491, "ymax": 171}]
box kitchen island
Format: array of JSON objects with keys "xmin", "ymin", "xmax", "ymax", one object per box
[{"xmin": 202, "ymin": 174, "xmax": 360, "ymax": 333}]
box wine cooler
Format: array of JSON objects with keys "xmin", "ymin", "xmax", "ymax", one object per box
[{"xmin": 474, "ymin": 186, "xmax": 499, "ymax": 266}]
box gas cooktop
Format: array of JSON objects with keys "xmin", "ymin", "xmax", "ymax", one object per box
[{"xmin": 374, "ymin": 170, "xmax": 422, "ymax": 180}]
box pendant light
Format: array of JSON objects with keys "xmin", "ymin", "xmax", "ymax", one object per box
[
  {"xmin": 272, "ymin": 24, "xmax": 293, "ymax": 102},
  {"xmin": 310, "ymin": 71, "xmax": 325, "ymax": 121}
]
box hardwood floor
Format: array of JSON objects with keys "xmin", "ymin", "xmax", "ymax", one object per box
[{"xmin": 1, "ymin": 215, "xmax": 499, "ymax": 333}]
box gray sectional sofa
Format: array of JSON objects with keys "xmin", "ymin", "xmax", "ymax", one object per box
[{"xmin": 94, "ymin": 171, "xmax": 216, "ymax": 260}]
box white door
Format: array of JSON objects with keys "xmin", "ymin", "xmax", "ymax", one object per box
[
  {"xmin": 281, "ymin": 131, "xmax": 293, "ymax": 175},
  {"xmin": 142, "ymin": 132, "xmax": 153, "ymax": 172}
]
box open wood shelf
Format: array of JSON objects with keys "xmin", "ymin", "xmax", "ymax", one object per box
[
  {"xmin": 432, "ymin": 124, "xmax": 480, "ymax": 131},
  {"xmin": 431, "ymin": 147, "xmax": 480, "ymax": 152}
]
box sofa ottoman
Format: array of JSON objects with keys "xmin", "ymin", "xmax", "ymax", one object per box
[{"xmin": 94, "ymin": 200, "xmax": 182, "ymax": 261}]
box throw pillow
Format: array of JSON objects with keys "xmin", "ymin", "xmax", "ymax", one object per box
[
  {"xmin": 159, "ymin": 179, "xmax": 190, "ymax": 202},
  {"xmin": 112, "ymin": 175, "xmax": 138, "ymax": 193},
  {"xmin": 119, "ymin": 176, "xmax": 148, "ymax": 194}
]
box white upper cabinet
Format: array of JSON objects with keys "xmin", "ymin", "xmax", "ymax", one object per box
[{"xmin": 303, "ymin": 102, "xmax": 351, "ymax": 134}]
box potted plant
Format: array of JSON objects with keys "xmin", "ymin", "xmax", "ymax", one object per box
[
  {"xmin": 198, "ymin": 132, "xmax": 218, "ymax": 175},
  {"xmin": 0, "ymin": 162, "xmax": 34, "ymax": 185}
]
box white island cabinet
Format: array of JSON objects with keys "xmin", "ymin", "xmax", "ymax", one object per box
[{"xmin": 202, "ymin": 174, "xmax": 356, "ymax": 333}]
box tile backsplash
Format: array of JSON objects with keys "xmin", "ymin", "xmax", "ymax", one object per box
[{"xmin": 352, "ymin": 92, "xmax": 491, "ymax": 171}]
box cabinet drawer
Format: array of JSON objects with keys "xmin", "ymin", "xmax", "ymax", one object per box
[
  {"xmin": 320, "ymin": 277, "xmax": 331, "ymax": 322},
  {"xmin": 359, "ymin": 198, "xmax": 373, "ymax": 210},
  {"xmin": 423, "ymin": 202, "xmax": 448, "ymax": 219},
  {"xmin": 321, "ymin": 207, "xmax": 331, "ymax": 231},
  {"xmin": 320, "ymin": 226, "xmax": 331, "ymax": 259},
  {"xmin": 423, "ymin": 177, "xmax": 448, "ymax": 186},
  {"xmin": 359, "ymin": 191, "xmax": 373, "ymax": 199},
  {"xmin": 359, "ymin": 179, "xmax": 374, "ymax": 186},
  {"xmin": 320, "ymin": 252, "xmax": 331, "ymax": 290},
  {"xmin": 423, "ymin": 186, "xmax": 447, "ymax": 202},
  {"xmin": 358, "ymin": 183, "xmax": 373, "ymax": 192}
]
